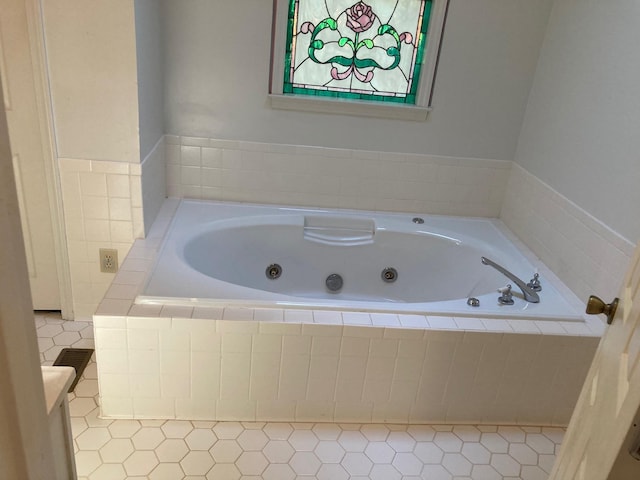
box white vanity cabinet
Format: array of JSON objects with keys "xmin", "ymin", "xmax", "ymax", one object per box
[{"xmin": 42, "ymin": 366, "xmax": 77, "ymax": 480}]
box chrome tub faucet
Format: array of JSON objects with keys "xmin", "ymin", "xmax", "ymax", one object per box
[{"xmin": 481, "ymin": 257, "xmax": 540, "ymax": 303}]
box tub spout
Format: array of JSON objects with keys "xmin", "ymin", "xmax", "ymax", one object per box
[{"xmin": 481, "ymin": 257, "xmax": 540, "ymax": 303}]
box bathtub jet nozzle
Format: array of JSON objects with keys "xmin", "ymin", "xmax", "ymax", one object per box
[
  {"xmin": 481, "ymin": 256, "xmax": 540, "ymax": 303},
  {"xmin": 326, "ymin": 274, "xmax": 343, "ymax": 293},
  {"xmin": 381, "ymin": 267, "xmax": 398, "ymax": 283},
  {"xmin": 266, "ymin": 264, "xmax": 282, "ymax": 279}
]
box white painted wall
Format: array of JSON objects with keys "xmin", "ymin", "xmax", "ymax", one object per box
[
  {"xmin": 135, "ymin": 0, "xmax": 165, "ymax": 159},
  {"xmin": 162, "ymin": 0, "xmax": 554, "ymax": 160},
  {"xmin": 135, "ymin": 0, "xmax": 167, "ymax": 236},
  {"xmin": 515, "ymin": 0, "xmax": 640, "ymax": 243},
  {"xmin": 43, "ymin": 0, "xmax": 140, "ymax": 163}
]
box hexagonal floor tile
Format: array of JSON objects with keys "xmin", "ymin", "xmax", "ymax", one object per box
[
  {"xmin": 342, "ymin": 452, "xmax": 373, "ymax": 476},
  {"xmin": 74, "ymin": 451, "xmax": 101, "ymax": 476},
  {"xmin": 263, "ymin": 440, "xmax": 295, "ymax": 463},
  {"xmin": 185, "ymin": 428, "xmax": 217, "ymax": 450},
  {"xmin": 542, "ymin": 427, "xmax": 565, "ymax": 444},
  {"xmin": 312, "ymin": 423, "xmax": 342, "ymax": 441},
  {"xmin": 364, "ymin": 441, "xmax": 395, "ymax": 464},
  {"xmin": 75, "ymin": 427, "xmax": 111, "ymax": 451},
  {"xmin": 433, "ymin": 432, "xmax": 463, "ymax": 452},
  {"xmin": 180, "ymin": 451, "xmax": 214, "ymax": 476},
  {"xmin": 99, "ymin": 438, "xmax": 134, "ymax": 463},
  {"xmin": 263, "ymin": 423, "xmax": 294, "ymax": 440},
  {"xmin": 360, "ymin": 424, "xmax": 390, "ymax": 442},
  {"xmin": 84, "ymin": 408, "xmax": 114, "ymax": 428},
  {"xmin": 108, "ymin": 420, "xmax": 141, "ymax": 439},
  {"xmin": 407, "ymin": 425, "xmax": 436, "ymax": 442},
  {"xmin": 37, "ymin": 323, "xmax": 63, "ymax": 337},
  {"xmin": 37, "ymin": 337, "xmax": 54, "ymax": 352},
  {"xmin": 290, "ymin": 451, "xmax": 321, "ymax": 475},
  {"xmin": 206, "ymin": 463, "xmax": 241, "ymax": 480},
  {"xmin": 498, "ymin": 426, "xmax": 526, "ymax": 443},
  {"xmin": 392, "ymin": 452, "xmax": 423, "ymax": 476},
  {"xmin": 213, "ymin": 421, "xmax": 244, "ymax": 439},
  {"xmin": 82, "ymin": 361, "xmax": 98, "ymax": 379},
  {"xmin": 337, "ymin": 430, "xmax": 368, "ymax": 452},
  {"xmin": 262, "ymin": 463, "xmax": 296, "ymax": 480},
  {"xmin": 61, "ymin": 320, "xmax": 90, "ymax": 332},
  {"xmin": 526, "ymin": 433, "xmax": 556, "ymax": 454},
  {"xmin": 521, "ymin": 464, "xmax": 549, "ymax": 480},
  {"xmin": 210, "ymin": 439, "xmax": 243, "ymax": 463},
  {"xmin": 461, "ymin": 442, "xmax": 491, "ymax": 464},
  {"xmin": 236, "ymin": 451, "xmax": 269, "ymax": 475},
  {"xmin": 539, "ymin": 453, "xmax": 557, "ymax": 473},
  {"xmin": 442, "ymin": 452, "xmax": 472, "ymax": 476},
  {"xmin": 155, "ymin": 438, "xmax": 189, "ymax": 462},
  {"xmin": 471, "ymin": 464, "xmax": 503, "ymax": 480},
  {"xmin": 480, "ymin": 432, "xmax": 510, "ymax": 453},
  {"xmin": 149, "ymin": 463, "xmax": 186, "ymax": 480},
  {"xmin": 288, "ymin": 429, "xmax": 319, "ymax": 451},
  {"xmin": 452, "ymin": 425, "xmax": 481, "ymax": 442},
  {"xmin": 123, "ymin": 451, "xmax": 159, "ymax": 476},
  {"xmin": 317, "ymin": 463, "xmax": 350, "ymax": 480},
  {"xmin": 237, "ymin": 428, "xmax": 269, "ymax": 451},
  {"xmin": 69, "ymin": 397, "xmax": 97, "ymax": 417},
  {"xmin": 491, "ymin": 453, "xmax": 522, "ymax": 477},
  {"xmin": 387, "ymin": 431, "xmax": 416, "ymax": 453},
  {"xmin": 414, "ymin": 442, "xmax": 444, "ymax": 464},
  {"xmin": 70, "ymin": 417, "xmax": 88, "ymax": 438},
  {"xmin": 88, "ymin": 463, "xmax": 126, "ymax": 480},
  {"xmin": 53, "ymin": 330, "xmax": 81, "ymax": 345},
  {"xmin": 315, "ymin": 440, "xmax": 347, "ymax": 463},
  {"xmin": 509, "ymin": 443, "xmax": 538, "ymax": 465},
  {"xmin": 132, "ymin": 427, "xmax": 165, "ymax": 450},
  {"xmin": 370, "ymin": 463, "xmax": 402, "ymax": 480},
  {"xmin": 161, "ymin": 420, "xmax": 194, "ymax": 439},
  {"xmin": 421, "ymin": 464, "xmax": 453, "ymax": 480},
  {"xmin": 73, "ymin": 379, "xmax": 98, "ymax": 398}
]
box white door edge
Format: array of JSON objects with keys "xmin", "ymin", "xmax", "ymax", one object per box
[{"xmin": 25, "ymin": 0, "xmax": 73, "ymax": 319}]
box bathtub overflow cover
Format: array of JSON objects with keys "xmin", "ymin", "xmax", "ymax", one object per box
[
  {"xmin": 266, "ymin": 264, "xmax": 282, "ymax": 280},
  {"xmin": 381, "ymin": 267, "xmax": 398, "ymax": 283},
  {"xmin": 326, "ymin": 274, "xmax": 343, "ymax": 292}
]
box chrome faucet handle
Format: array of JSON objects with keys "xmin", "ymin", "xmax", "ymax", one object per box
[
  {"xmin": 527, "ymin": 272, "xmax": 542, "ymax": 292},
  {"xmin": 481, "ymin": 257, "xmax": 540, "ymax": 303},
  {"xmin": 498, "ymin": 285, "xmax": 514, "ymax": 305}
]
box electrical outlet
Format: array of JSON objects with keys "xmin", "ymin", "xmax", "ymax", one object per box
[{"xmin": 99, "ymin": 248, "xmax": 118, "ymax": 273}]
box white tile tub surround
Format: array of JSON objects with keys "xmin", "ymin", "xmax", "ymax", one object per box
[
  {"xmin": 164, "ymin": 135, "xmax": 512, "ymax": 217},
  {"xmin": 501, "ymin": 164, "xmax": 635, "ymax": 303},
  {"xmin": 59, "ymin": 158, "xmax": 145, "ymax": 320},
  {"xmin": 94, "ymin": 314, "xmax": 599, "ymax": 425},
  {"xmin": 93, "ymin": 199, "xmax": 604, "ymax": 425},
  {"xmin": 58, "ymin": 140, "xmax": 166, "ymax": 320}
]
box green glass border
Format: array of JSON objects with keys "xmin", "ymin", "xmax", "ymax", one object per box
[{"xmin": 283, "ymin": 0, "xmax": 433, "ymax": 105}]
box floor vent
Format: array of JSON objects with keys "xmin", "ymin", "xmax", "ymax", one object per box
[{"xmin": 53, "ymin": 348, "xmax": 94, "ymax": 392}]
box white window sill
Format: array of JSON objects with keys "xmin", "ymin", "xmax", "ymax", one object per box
[{"xmin": 269, "ymin": 94, "xmax": 431, "ymax": 121}]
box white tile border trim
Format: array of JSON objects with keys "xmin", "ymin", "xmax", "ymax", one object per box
[{"xmin": 501, "ymin": 163, "xmax": 635, "ymax": 304}]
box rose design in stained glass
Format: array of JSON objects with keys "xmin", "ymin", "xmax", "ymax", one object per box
[
  {"xmin": 345, "ymin": 2, "xmax": 376, "ymax": 33},
  {"xmin": 284, "ymin": 0, "xmax": 431, "ymax": 104}
]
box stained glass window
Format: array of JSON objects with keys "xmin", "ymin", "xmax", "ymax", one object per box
[{"xmin": 283, "ymin": 0, "xmax": 432, "ymax": 104}]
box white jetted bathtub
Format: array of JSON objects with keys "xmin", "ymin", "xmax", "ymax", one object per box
[
  {"xmin": 94, "ymin": 199, "xmax": 599, "ymax": 424},
  {"xmin": 137, "ymin": 199, "xmax": 581, "ymax": 320}
]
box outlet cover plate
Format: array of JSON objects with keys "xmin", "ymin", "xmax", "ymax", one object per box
[{"xmin": 99, "ymin": 248, "xmax": 118, "ymax": 273}]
